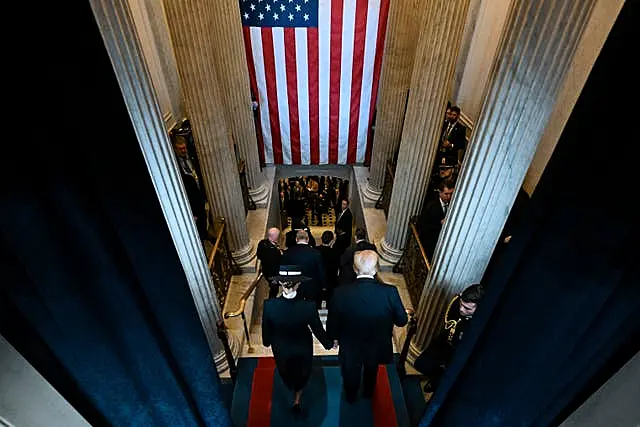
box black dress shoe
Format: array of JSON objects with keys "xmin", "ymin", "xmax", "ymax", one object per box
[{"xmin": 292, "ymin": 403, "xmax": 302, "ymax": 416}]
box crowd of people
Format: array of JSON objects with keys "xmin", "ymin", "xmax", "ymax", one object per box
[
  {"xmin": 278, "ymin": 176, "xmax": 349, "ymax": 226},
  {"xmin": 258, "ymin": 191, "xmax": 485, "ymax": 413},
  {"xmin": 417, "ymin": 104, "xmax": 467, "ymax": 260},
  {"xmin": 257, "ymin": 195, "xmax": 361, "ymax": 308}
]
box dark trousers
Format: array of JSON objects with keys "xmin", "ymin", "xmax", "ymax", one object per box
[{"xmin": 340, "ymin": 357, "xmax": 379, "ymax": 401}]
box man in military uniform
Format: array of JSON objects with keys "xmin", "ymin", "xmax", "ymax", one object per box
[{"xmin": 414, "ymin": 284, "xmax": 484, "ymax": 393}]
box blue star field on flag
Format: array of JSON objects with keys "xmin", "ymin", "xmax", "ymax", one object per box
[{"xmin": 239, "ymin": 0, "xmax": 318, "ymax": 28}]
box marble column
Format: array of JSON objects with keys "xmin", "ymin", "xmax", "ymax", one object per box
[
  {"xmin": 89, "ymin": 0, "xmax": 228, "ymax": 370},
  {"xmin": 410, "ymin": 0, "xmax": 597, "ymax": 359},
  {"xmin": 208, "ymin": 0, "xmax": 268, "ymax": 206},
  {"xmin": 378, "ymin": 0, "xmax": 471, "ymax": 263},
  {"xmin": 363, "ymin": 0, "xmax": 424, "ymax": 202},
  {"xmin": 163, "ymin": 0, "xmax": 254, "ymax": 265}
]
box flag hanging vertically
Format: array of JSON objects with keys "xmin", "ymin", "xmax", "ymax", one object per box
[{"xmin": 240, "ymin": 0, "xmax": 390, "ymax": 165}]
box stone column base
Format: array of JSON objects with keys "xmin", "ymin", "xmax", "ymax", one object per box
[
  {"xmin": 214, "ymin": 348, "xmax": 229, "ymax": 373},
  {"xmin": 232, "ymin": 242, "xmax": 256, "ymax": 266},
  {"xmin": 379, "ymin": 237, "xmax": 404, "ymax": 264},
  {"xmin": 214, "ymin": 330, "xmax": 241, "ymax": 375},
  {"xmin": 362, "ymin": 182, "xmax": 383, "ymax": 206},
  {"xmin": 248, "ymin": 181, "xmax": 270, "ymax": 208},
  {"xmin": 407, "ymin": 340, "xmax": 423, "ymax": 366}
]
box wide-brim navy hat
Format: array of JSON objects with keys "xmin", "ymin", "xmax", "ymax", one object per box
[{"xmin": 269, "ymin": 265, "xmax": 312, "ymax": 283}]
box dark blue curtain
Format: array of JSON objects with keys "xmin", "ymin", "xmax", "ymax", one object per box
[
  {"xmin": 421, "ymin": 1, "xmax": 640, "ymax": 426},
  {"xmin": 0, "ymin": 2, "xmax": 231, "ymax": 426}
]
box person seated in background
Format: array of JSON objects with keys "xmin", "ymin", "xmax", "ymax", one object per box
[
  {"xmin": 285, "ymin": 217, "xmax": 316, "ymax": 249},
  {"xmin": 414, "ymin": 284, "xmax": 484, "ymax": 393},
  {"xmin": 316, "ymin": 231, "xmax": 339, "ymax": 304},
  {"xmin": 338, "ymin": 227, "xmax": 377, "ymax": 285},
  {"xmin": 256, "ymin": 227, "xmax": 283, "ymax": 299}
]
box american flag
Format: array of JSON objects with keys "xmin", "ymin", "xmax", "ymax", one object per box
[{"xmin": 240, "ymin": 0, "xmax": 390, "ymax": 165}]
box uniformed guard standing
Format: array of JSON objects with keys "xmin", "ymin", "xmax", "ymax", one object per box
[{"xmin": 414, "ymin": 284, "xmax": 484, "ymax": 393}]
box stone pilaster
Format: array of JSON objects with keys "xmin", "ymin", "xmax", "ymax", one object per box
[
  {"xmin": 89, "ymin": 0, "xmax": 227, "ymax": 371},
  {"xmin": 410, "ymin": 0, "xmax": 597, "ymax": 358},
  {"xmin": 364, "ymin": 0, "xmax": 424, "ymax": 202},
  {"xmin": 378, "ymin": 0, "xmax": 471, "ymax": 263},
  {"xmin": 208, "ymin": 0, "xmax": 268, "ymax": 206},
  {"xmin": 163, "ymin": 0, "xmax": 254, "ymax": 265}
]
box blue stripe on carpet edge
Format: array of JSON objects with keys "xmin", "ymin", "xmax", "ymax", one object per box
[
  {"xmin": 401, "ymin": 376, "xmax": 428, "ymax": 426},
  {"xmin": 385, "ymin": 364, "xmax": 411, "ymax": 427},
  {"xmin": 231, "ymin": 357, "xmax": 259, "ymax": 427}
]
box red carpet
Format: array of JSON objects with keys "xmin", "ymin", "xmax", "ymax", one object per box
[
  {"xmin": 241, "ymin": 357, "xmax": 405, "ymax": 426},
  {"xmin": 246, "ymin": 358, "xmax": 276, "ymax": 427},
  {"xmin": 372, "ymin": 365, "xmax": 399, "ymax": 427}
]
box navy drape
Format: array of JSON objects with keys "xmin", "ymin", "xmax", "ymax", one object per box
[
  {"xmin": 421, "ymin": 1, "xmax": 640, "ymax": 426},
  {"xmin": 1, "ymin": 2, "xmax": 231, "ymax": 426}
]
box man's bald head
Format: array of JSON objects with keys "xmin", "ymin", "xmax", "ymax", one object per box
[
  {"xmin": 354, "ymin": 250, "xmax": 378, "ymax": 276},
  {"xmin": 267, "ymin": 227, "xmax": 280, "ymax": 242}
]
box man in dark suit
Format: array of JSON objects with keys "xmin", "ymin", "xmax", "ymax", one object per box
[
  {"xmin": 172, "ymin": 137, "xmax": 208, "ymax": 240},
  {"xmin": 256, "ymin": 227, "xmax": 283, "ymax": 298},
  {"xmin": 338, "ymin": 227, "xmax": 377, "ymax": 285},
  {"xmin": 437, "ymin": 105, "xmax": 467, "ymax": 166},
  {"xmin": 418, "ymin": 179, "xmax": 455, "ymax": 261},
  {"xmin": 317, "ymin": 231, "xmax": 339, "ymax": 303},
  {"xmin": 328, "ymin": 250, "xmax": 409, "ymax": 402},
  {"xmin": 282, "ymin": 230, "xmax": 326, "ymax": 308},
  {"xmin": 334, "ymin": 198, "xmax": 353, "ymax": 256}
]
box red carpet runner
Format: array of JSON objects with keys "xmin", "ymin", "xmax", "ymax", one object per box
[
  {"xmin": 372, "ymin": 365, "xmax": 399, "ymax": 427},
  {"xmin": 247, "ymin": 358, "xmax": 276, "ymax": 426},
  {"xmin": 246, "ymin": 358, "xmax": 398, "ymax": 426}
]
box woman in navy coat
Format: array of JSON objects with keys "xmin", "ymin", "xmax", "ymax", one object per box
[{"xmin": 262, "ymin": 265, "xmax": 333, "ymax": 414}]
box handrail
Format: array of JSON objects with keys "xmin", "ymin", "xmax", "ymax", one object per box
[
  {"xmin": 224, "ymin": 268, "xmax": 263, "ymax": 319},
  {"xmin": 223, "ymin": 261, "xmax": 263, "ymax": 354},
  {"xmin": 397, "ymin": 310, "xmax": 417, "ymax": 378},
  {"xmin": 409, "ymin": 221, "xmax": 431, "ymax": 271},
  {"xmin": 207, "ymin": 219, "xmax": 225, "ymax": 270}
]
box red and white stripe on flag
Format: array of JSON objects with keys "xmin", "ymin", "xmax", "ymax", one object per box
[{"xmin": 242, "ymin": 0, "xmax": 390, "ymax": 165}]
